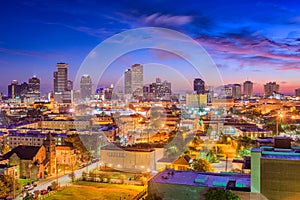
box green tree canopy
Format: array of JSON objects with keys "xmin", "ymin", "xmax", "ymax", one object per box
[
  {"xmin": 0, "ymin": 175, "xmax": 19, "ymax": 199},
  {"xmin": 190, "ymin": 158, "xmax": 213, "ymax": 172},
  {"xmin": 1, "ymin": 144, "xmax": 11, "ymax": 155},
  {"xmin": 205, "ymin": 188, "xmax": 241, "ymax": 200}
]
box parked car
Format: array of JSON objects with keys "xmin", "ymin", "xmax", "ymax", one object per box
[{"xmin": 41, "ymin": 189, "xmax": 48, "ymax": 195}]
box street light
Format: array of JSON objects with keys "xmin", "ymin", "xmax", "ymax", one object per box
[{"xmin": 276, "ymin": 112, "xmax": 283, "ymax": 136}]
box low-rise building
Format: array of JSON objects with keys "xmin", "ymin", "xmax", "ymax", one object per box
[
  {"xmin": 3, "ymin": 145, "xmax": 47, "ymax": 180},
  {"xmin": 4, "ymin": 130, "xmax": 66, "ymax": 148},
  {"xmin": 56, "ymin": 145, "xmax": 77, "ymax": 166},
  {"xmin": 148, "ymin": 169, "xmax": 257, "ymax": 200},
  {"xmin": 100, "ymin": 144, "xmax": 164, "ymax": 173}
]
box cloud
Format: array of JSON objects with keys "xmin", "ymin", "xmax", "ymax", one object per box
[
  {"xmin": 195, "ymin": 32, "xmax": 300, "ymax": 72},
  {"xmin": 142, "ymin": 13, "xmax": 193, "ymax": 27}
]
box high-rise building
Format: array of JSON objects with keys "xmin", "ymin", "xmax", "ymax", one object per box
[
  {"xmin": 53, "ymin": 71, "xmax": 58, "ymax": 93},
  {"xmin": 80, "ymin": 75, "xmax": 92, "ymax": 99},
  {"xmin": 67, "ymin": 80, "xmax": 73, "ymax": 91},
  {"xmin": 131, "ymin": 64, "xmax": 143, "ymax": 97},
  {"xmin": 8, "ymin": 80, "xmax": 20, "ymax": 99},
  {"xmin": 53, "ymin": 63, "xmax": 72, "ymax": 102},
  {"xmin": 149, "ymin": 78, "xmax": 172, "ymax": 100},
  {"xmin": 243, "ymin": 81, "xmax": 253, "ymax": 98},
  {"xmin": 295, "ymin": 88, "xmax": 300, "ymax": 97},
  {"xmin": 221, "ymin": 85, "xmax": 232, "ymax": 97},
  {"xmin": 264, "ymin": 82, "xmax": 279, "ymax": 97},
  {"xmin": 28, "ymin": 76, "xmax": 40, "ymax": 98},
  {"xmin": 56, "ymin": 63, "xmax": 68, "ymax": 92},
  {"xmin": 124, "ymin": 69, "xmax": 132, "ymax": 95},
  {"xmin": 124, "ymin": 64, "xmax": 143, "ymax": 98},
  {"xmin": 232, "ymin": 84, "xmax": 242, "ymax": 99},
  {"xmin": 194, "ymin": 78, "xmax": 205, "ymax": 94}
]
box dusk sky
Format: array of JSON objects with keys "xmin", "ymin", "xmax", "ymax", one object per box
[{"xmin": 1, "ymin": 0, "xmax": 300, "ymax": 95}]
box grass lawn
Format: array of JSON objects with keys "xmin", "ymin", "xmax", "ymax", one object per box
[
  {"xmin": 46, "ymin": 181, "xmax": 144, "ymax": 200},
  {"xmin": 18, "ymin": 179, "xmax": 33, "ymax": 186}
]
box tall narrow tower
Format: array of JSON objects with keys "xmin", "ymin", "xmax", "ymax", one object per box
[
  {"xmin": 124, "ymin": 69, "xmax": 132, "ymax": 95},
  {"xmin": 43, "ymin": 132, "xmax": 56, "ymax": 175},
  {"xmin": 56, "ymin": 63, "xmax": 68, "ymax": 92},
  {"xmin": 131, "ymin": 64, "xmax": 143, "ymax": 97},
  {"xmin": 80, "ymin": 75, "xmax": 92, "ymax": 99}
]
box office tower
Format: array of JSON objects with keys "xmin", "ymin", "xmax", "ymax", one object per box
[
  {"xmin": 232, "ymin": 84, "xmax": 242, "ymax": 99},
  {"xmin": 124, "ymin": 64, "xmax": 143, "ymax": 98},
  {"xmin": 8, "ymin": 80, "xmax": 20, "ymax": 99},
  {"xmin": 131, "ymin": 64, "xmax": 143, "ymax": 97},
  {"xmin": 149, "ymin": 78, "xmax": 172, "ymax": 100},
  {"xmin": 243, "ymin": 81, "xmax": 253, "ymax": 98},
  {"xmin": 264, "ymin": 82, "xmax": 279, "ymax": 97},
  {"xmin": 124, "ymin": 69, "xmax": 132, "ymax": 94},
  {"xmin": 80, "ymin": 75, "xmax": 92, "ymax": 99},
  {"xmin": 207, "ymin": 86, "xmax": 214, "ymax": 103},
  {"xmin": 67, "ymin": 80, "xmax": 73, "ymax": 91},
  {"xmin": 55, "ymin": 63, "xmax": 68, "ymax": 92},
  {"xmin": 194, "ymin": 78, "xmax": 205, "ymax": 94},
  {"xmin": 53, "ymin": 63, "xmax": 72, "ymax": 103},
  {"xmin": 223, "ymin": 85, "xmax": 232, "ymax": 97},
  {"xmin": 53, "ymin": 71, "xmax": 58, "ymax": 93},
  {"xmin": 295, "ymin": 88, "xmax": 300, "ymax": 97},
  {"xmin": 28, "ymin": 76, "xmax": 40, "ymax": 98}
]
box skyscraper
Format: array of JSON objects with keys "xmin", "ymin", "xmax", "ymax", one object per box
[
  {"xmin": 8, "ymin": 80, "xmax": 20, "ymax": 99},
  {"xmin": 149, "ymin": 78, "xmax": 172, "ymax": 100},
  {"xmin": 124, "ymin": 69, "xmax": 132, "ymax": 94},
  {"xmin": 53, "ymin": 71, "xmax": 58, "ymax": 93},
  {"xmin": 124, "ymin": 64, "xmax": 143, "ymax": 98},
  {"xmin": 264, "ymin": 82, "xmax": 279, "ymax": 97},
  {"xmin": 232, "ymin": 84, "xmax": 242, "ymax": 99},
  {"xmin": 28, "ymin": 76, "xmax": 40, "ymax": 98},
  {"xmin": 53, "ymin": 63, "xmax": 72, "ymax": 102},
  {"xmin": 243, "ymin": 81, "xmax": 253, "ymax": 98},
  {"xmin": 194, "ymin": 78, "xmax": 205, "ymax": 94},
  {"xmin": 131, "ymin": 64, "xmax": 143, "ymax": 97},
  {"xmin": 80, "ymin": 75, "xmax": 92, "ymax": 99},
  {"xmin": 56, "ymin": 63, "xmax": 68, "ymax": 92}
]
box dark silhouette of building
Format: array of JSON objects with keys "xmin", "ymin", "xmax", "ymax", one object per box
[{"xmin": 194, "ymin": 78, "xmax": 205, "ymax": 94}]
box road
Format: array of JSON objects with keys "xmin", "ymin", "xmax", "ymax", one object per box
[{"xmin": 17, "ymin": 161, "xmax": 99, "ymax": 199}]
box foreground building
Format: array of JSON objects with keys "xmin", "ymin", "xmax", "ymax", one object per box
[
  {"xmin": 148, "ymin": 169, "xmax": 262, "ymax": 200},
  {"xmin": 251, "ymin": 137, "xmax": 300, "ymax": 200}
]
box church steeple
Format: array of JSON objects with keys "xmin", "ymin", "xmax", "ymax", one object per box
[{"xmin": 43, "ymin": 132, "xmax": 56, "ymax": 175}]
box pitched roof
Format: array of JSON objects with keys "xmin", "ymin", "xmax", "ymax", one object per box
[
  {"xmin": 3, "ymin": 146, "xmax": 42, "ymax": 160},
  {"xmin": 172, "ymin": 155, "xmax": 192, "ymax": 165}
]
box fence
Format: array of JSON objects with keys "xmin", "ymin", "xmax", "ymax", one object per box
[{"xmin": 131, "ymin": 187, "xmax": 148, "ymax": 200}]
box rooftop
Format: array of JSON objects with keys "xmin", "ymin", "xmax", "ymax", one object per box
[{"xmin": 149, "ymin": 169, "xmax": 250, "ymax": 191}]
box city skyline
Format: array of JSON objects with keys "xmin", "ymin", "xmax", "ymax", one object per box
[{"xmin": 1, "ymin": 1, "xmax": 300, "ymax": 95}]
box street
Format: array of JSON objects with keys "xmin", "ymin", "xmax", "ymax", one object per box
[{"xmin": 16, "ymin": 162, "xmax": 99, "ymax": 199}]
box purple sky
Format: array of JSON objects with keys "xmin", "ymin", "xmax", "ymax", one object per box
[{"xmin": 1, "ymin": 0, "xmax": 300, "ymax": 95}]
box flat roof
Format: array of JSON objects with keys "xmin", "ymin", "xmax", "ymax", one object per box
[{"xmin": 149, "ymin": 169, "xmax": 250, "ymax": 190}]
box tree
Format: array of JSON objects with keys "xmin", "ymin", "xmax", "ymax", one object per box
[
  {"xmin": 69, "ymin": 171, "xmax": 75, "ymax": 182},
  {"xmin": 205, "ymin": 188, "xmax": 240, "ymax": 200},
  {"xmin": 190, "ymin": 158, "xmax": 213, "ymax": 172},
  {"xmin": 0, "ymin": 175, "xmax": 19, "ymax": 199},
  {"xmin": 1, "ymin": 144, "xmax": 11, "ymax": 155},
  {"xmin": 206, "ymin": 149, "xmax": 219, "ymax": 163}
]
